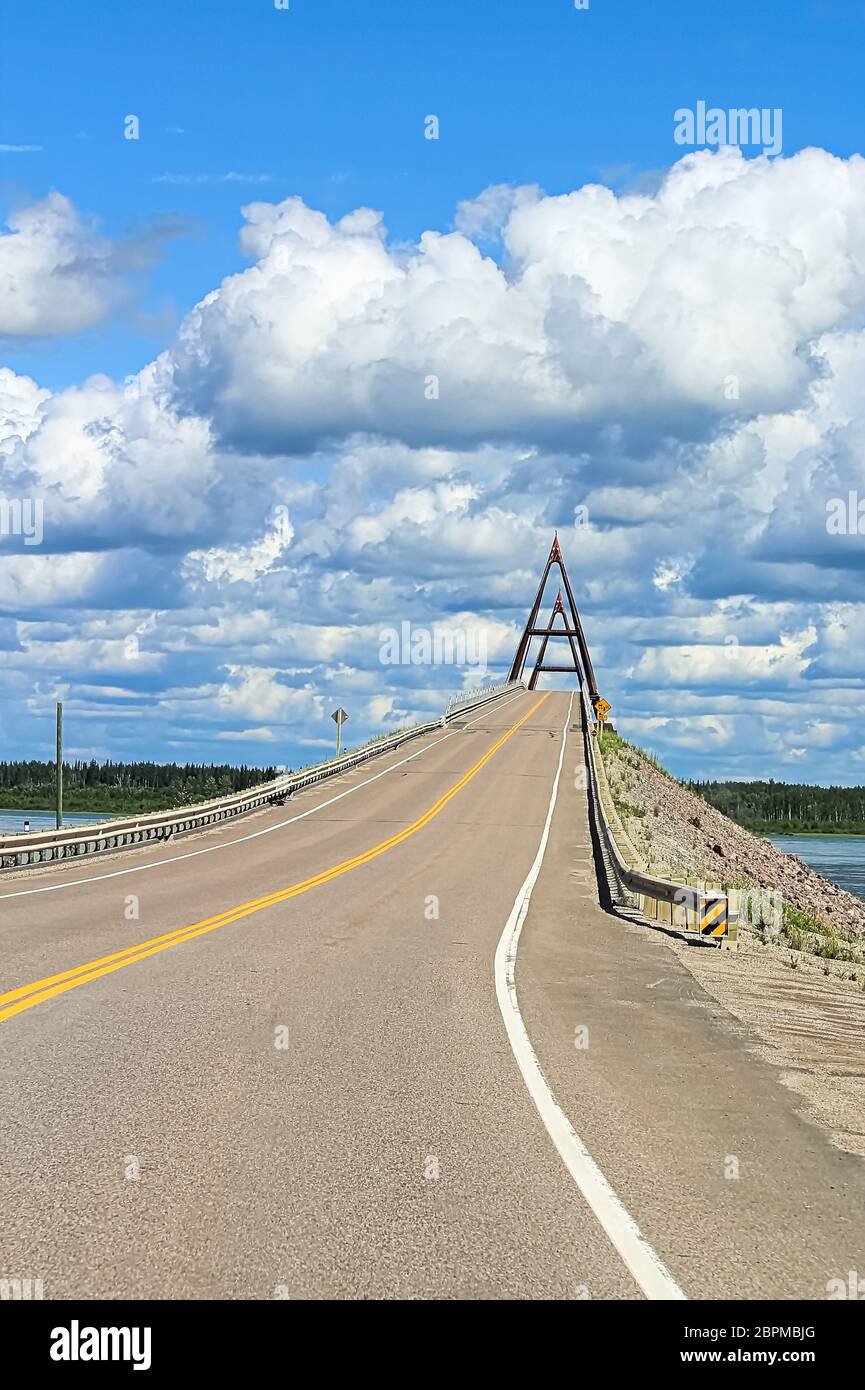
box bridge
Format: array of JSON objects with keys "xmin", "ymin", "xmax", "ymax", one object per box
[{"xmin": 0, "ymin": 538, "xmax": 862, "ymax": 1301}]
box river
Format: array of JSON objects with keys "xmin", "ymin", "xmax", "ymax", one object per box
[
  {"xmin": 767, "ymin": 834, "xmax": 865, "ymax": 903},
  {"xmin": 0, "ymin": 809, "xmax": 119, "ymax": 835}
]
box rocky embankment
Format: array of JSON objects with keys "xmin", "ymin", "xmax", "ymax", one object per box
[{"xmin": 600, "ymin": 731, "xmax": 865, "ymax": 941}]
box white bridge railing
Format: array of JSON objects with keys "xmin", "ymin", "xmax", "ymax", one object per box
[
  {"xmin": 445, "ymin": 678, "xmax": 521, "ymax": 717},
  {"xmin": 0, "ymin": 681, "xmax": 526, "ymax": 873}
]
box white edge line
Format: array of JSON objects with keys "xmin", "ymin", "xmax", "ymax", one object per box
[
  {"xmin": 0, "ymin": 690, "xmax": 527, "ymax": 901},
  {"xmin": 494, "ymin": 690, "xmax": 687, "ymax": 1302}
]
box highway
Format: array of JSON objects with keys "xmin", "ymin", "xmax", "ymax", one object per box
[{"xmin": 1, "ymin": 689, "xmax": 864, "ymax": 1300}]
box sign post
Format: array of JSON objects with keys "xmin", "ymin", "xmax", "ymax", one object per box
[
  {"xmin": 331, "ymin": 707, "xmax": 348, "ymax": 758},
  {"xmin": 55, "ymin": 701, "xmax": 63, "ymax": 831}
]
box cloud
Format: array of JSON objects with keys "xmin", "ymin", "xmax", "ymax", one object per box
[
  {"xmin": 631, "ymin": 630, "xmax": 814, "ymax": 689},
  {"xmin": 0, "ymin": 144, "xmax": 43, "ymax": 153},
  {"xmin": 214, "ymin": 667, "xmax": 324, "ymax": 723},
  {"xmin": 161, "ymin": 147, "xmax": 865, "ymax": 457},
  {"xmin": 217, "ymin": 726, "xmax": 275, "ymax": 742},
  {"xmin": 0, "ymin": 194, "xmax": 180, "ymax": 338},
  {"xmin": 4, "ymin": 150, "xmax": 865, "ymax": 779},
  {"xmin": 185, "ymin": 512, "xmax": 294, "ymax": 584},
  {"xmin": 453, "ymin": 182, "xmax": 541, "ymax": 241},
  {"xmin": 0, "ymin": 368, "xmax": 50, "ymax": 454},
  {"xmin": 152, "ymin": 173, "xmax": 273, "ymax": 185}
]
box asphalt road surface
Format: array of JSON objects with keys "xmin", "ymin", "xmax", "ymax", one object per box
[{"xmin": 1, "ymin": 689, "xmax": 863, "ymax": 1299}]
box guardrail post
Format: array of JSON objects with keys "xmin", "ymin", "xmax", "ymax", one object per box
[{"xmin": 726, "ymin": 889, "xmax": 741, "ymax": 950}]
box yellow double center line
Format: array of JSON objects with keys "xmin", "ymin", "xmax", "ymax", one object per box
[{"xmin": 0, "ymin": 692, "xmax": 550, "ymax": 1025}]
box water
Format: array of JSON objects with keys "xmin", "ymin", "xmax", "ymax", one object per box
[
  {"xmin": 767, "ymin": 834, "xmax": 865, "ymax": 903},
  {"xmin": 0, "ymin": 809, "xmax": 119, "ymax": 835}
]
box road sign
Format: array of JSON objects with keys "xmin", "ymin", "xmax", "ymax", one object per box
[
  {"xmin": 594, "ymin": 697, "xmax": 611, "ymax": 721},
  {"xmin": 331, "ymin": 707, "xmax": 348, "ymax": 757}
]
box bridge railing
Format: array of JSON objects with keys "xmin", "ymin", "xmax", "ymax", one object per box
[
  {"xmin": 445, "ymin": 677, "xmax": 520, "ymax": 717},
  {"xmin": 0, "ymin": 680, "xmax": 526, "ymax": 873},
  {"xmin": 579, "ymin": 682, "xmax": 737, "ymax": 949}
]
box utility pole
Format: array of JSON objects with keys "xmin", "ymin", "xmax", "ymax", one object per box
[{"xmin": 55, "ymin": 701, "xmax": 63, "ymax": 831}]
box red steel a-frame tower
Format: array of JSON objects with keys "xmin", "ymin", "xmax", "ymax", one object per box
[{"xmin": 508, "ymin": 534, "xmax": 601, "ymax": 706}]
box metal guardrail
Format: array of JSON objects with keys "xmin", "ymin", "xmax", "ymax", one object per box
[
  {"xmin": 0, "ymin": 681, "xmax": 526, "ymax": 873},
  {"xmin": 580, "ymin": 683, "xmax": 737, "ymax": 948}
]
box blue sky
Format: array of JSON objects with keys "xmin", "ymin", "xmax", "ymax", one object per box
[
  {"xmin": 2, "ymin": 0, "xmax": 865, "ymax": 782},
  {"xmin": 6, "ymin": 0, "xmax": 862, "ymax": 388}
]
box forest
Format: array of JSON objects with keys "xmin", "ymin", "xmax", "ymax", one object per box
[
  {"xmin": 690, "ymin": 779, "xmax": 865, "ymax": 835},
  {"xmin": 0, "ymin": 759, "xmax": 277, "ymax": 814}
]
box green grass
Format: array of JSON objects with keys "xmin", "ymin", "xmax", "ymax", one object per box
[
  {"xmin": 598, "ymin": 728, "xmax": 623, "ymax": 759},
  {"xmin": 598, "ymin": 726, "xmax": 674, "ymax": 780},
  {"xmin": 780, "ymin": 902, "xmax": 861, "ymax": 963}
]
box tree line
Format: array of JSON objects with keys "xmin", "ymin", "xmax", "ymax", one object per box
[
  {"xmin": 690, "ymin": 778, "xmax": 865, "ymax": 835},
  {"xmin": 0, "ymin": 759, "xmax": 277, "ymax": 813}
]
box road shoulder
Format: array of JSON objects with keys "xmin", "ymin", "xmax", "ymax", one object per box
[{"xmin": 515, "ymin": 718, "xmax": 865, "ymax": 1300}]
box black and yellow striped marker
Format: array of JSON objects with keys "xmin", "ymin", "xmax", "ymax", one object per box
[{"xmin": 700, "ymin": 895, "xmax": 729, "ymax": 937}]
